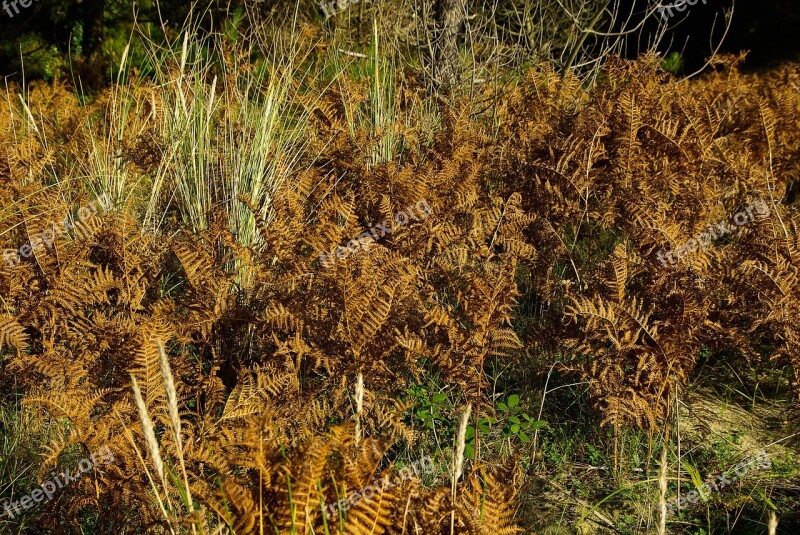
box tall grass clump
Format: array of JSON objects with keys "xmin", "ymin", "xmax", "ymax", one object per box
[
  {"xmin": 78, "ymin": 42, "xmax": 141, "ymax": 210},
  {"xmin": 139, "ymin": 24, "xmax": 321, "ymax": 252}
]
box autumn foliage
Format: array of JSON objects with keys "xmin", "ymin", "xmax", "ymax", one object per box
[{"xmin": 1, "ymin": 52, "xmax": 799, "ymax": 532}]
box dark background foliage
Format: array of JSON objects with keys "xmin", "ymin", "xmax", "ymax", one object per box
[
  {"xmin": 650, "ymin": 0, "xmax": 800, "ymax": 71},
  {"xmin": 0, "ymin": 0, "xmax": 798, "ymax": 88}
]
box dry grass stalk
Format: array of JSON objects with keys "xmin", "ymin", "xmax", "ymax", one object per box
[
  {"xmin": 452, "ymin": 403, "xmax": 472, "ymax": 493},
  {"xmin": 157, "ymin": 339, "xmax": 197, "ymax": 533},
  {"xmin": 354, "ymin": 371, "xmax": 364, "ymax": 449},
  {"xmin": 451, "ymin": 403, "xmax": 472, "ymax": 535},
  {"xmin": 130, "ymin": 374, "xmax": 165, "ymax": 485},
  {"xmin": 768, "ymin": 511, "xmax": 778, "ymax": 535},
  {"xmin": 114, "ymin": 408, "xmax": 177, "ymax": 535},
  {"xmin": 657, "ymin": 446, "xmax": 668, "ymax": 535}
]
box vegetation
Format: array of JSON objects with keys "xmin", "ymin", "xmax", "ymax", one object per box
[{"xmin": 1, "ymin": 2, "xmax": 799, "ymax": 534}]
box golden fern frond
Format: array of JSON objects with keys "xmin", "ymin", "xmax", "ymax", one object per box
[
  {"xmin": 219, "ymin": 372, "xmax": 268, "ymax": 423},
  {"xmin": 262, "ymin": 302, "xmax": 306, "ymax": 334},
  {"xmin": 489, "ymin": 328, "xmax": 523, "ymax": 356},
  {"xmin": 284, "ymin": 435, "xmax": 332, "ymax": 533},
  {"xmin": 71, "ymin": 211, "xmax": 105, "ymax": 242},
  {"xmin": 344, "ymin": 255, "xmax": 416, "ymax": 354},
  {"xmin": 339, "ymin": 472, "xmax": 406, "ymax": 534},
  {"xmin": 608, "ymin": 243, "xmax": 628, "ymax": 303},
  {"xmin": 219, "ymin": 365, "xmax": 298, "ymax": 423},
  {"xmin": 172, "ymin": 240, "xmax": 215, "ymax": 291},
  {"xmin": 131, "ymin": 323, "xmax": 174, "ymax": 407},
  {"xmin": 616, "ymin": 89, "xmax": 641, "ymax": 187},
  {"xmin": 742, "ymin": 259, "xmax": 796, "ymax": 298},
  {"xmin": 0, "ymin": 314, "xmax": 28, "ymax": 351},
  {"xmin": 455, "ymin": 464, "xmax": 523, "ymax": 534}
]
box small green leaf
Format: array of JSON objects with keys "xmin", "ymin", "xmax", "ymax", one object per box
[
  {"xmin": 519, "ymin": 431, "xmax": 530, "ymax": 443},
  {"xmin": 432, "ymin": 393, "xmax": 447, "ymax": 403},
  {"xmin": 511, "ymin": 424, "xmax": 521, "ymax": 433},
  {"xmin": 464, "ymin": 443, "xmax": 475, "ymax": 459},
  {"xmin": 530, "ymin": 420, "xmax": 547, "ymax": 430},
  {"xmin": 507, "ymin": 395, "xmax": 520, "ymax": 408},
  {"xmin": 509, "ymin": 416, "xmax": 521, "ymax": 425},
  {"xmin": 498, "ymin": 402, "xmax": 509, "ymax": 412}
]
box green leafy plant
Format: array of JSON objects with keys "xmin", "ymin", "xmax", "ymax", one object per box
[
  {"xmin": 586, "ymin": 443, "xmax": 605, "ymax": 466},
  {"xmin": 408, "ymin": 384, "xmax": 450, "ymax": 431},
  {"xmin": 462, "ymin": 395, "xmax": 547, "ymax": 459},
  {"xmin": 463, "ymin": 415, "xmax": 493, "ymax": 459},
  {"xmin": 497, "ymin": 395, "xmax": 546, "ymax": 445}
]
